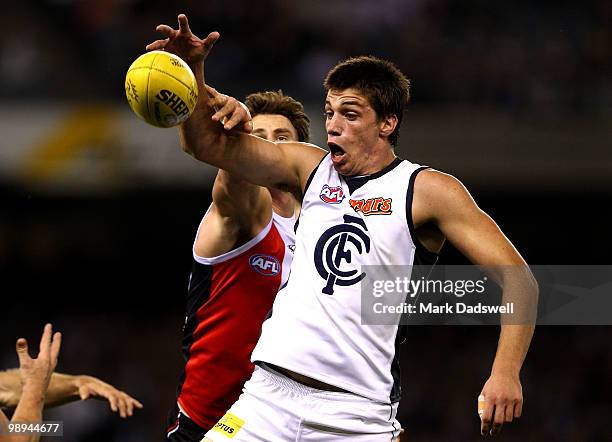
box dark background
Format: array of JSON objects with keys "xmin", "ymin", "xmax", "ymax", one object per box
[{"xmin": 1, "ymin": 1, "xmax": 611, "ymax": 441}]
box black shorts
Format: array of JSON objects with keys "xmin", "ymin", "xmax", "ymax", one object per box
[{"xmin": 166, "ymin": 404, "xmax": 209, "ymax": 442}]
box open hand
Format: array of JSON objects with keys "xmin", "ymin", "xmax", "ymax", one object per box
[
  {"xmin": 146, "ymin": 14, "xmax": 219, "ymax": 67},
  {"xmin": 16, "ymin": 324, "xmax": 62, "ymax": 393},
  {"xmin": 76, "ymin": 376, "xmax": 143, "ymax": 418}
]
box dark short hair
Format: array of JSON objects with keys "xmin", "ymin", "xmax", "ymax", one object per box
[
  {"xmin": 244, "ymin": 90, "xmax": 310, "ymax": 143},
  {"xmin": 324, "ymin": 55, "xmax": 410, "ymax": 147}
]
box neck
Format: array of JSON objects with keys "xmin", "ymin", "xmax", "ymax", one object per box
[
  {"xmin": 355, "ymin": 143, "xmax": 397, "ymax": 176},
  {"xmin": 373, "ymin": 147, "xmax": 397, "ymax": 174},
  {"xmin": 269, "ymin": 188, "xmax": 295, "ymax": 218}
]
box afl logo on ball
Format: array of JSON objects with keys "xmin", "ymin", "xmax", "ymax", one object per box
[
  {"xmin": 320, "ymin": 185, "xmax": 345, "ymax": 204},
  {"xmin": 249, "ymin": 254, "xmax": 280, "ymax": 276}
]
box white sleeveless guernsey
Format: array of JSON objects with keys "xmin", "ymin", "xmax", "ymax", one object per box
[{"xmin": 251, "ymin": 154, "xmax": 436, "ymax": 404}]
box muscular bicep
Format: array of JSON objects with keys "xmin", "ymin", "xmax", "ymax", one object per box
[
  {"xmin": 211, "ymin": 169, "xmax": 272, "ymax": 229},
  {"xmin": 221, "ymin": 136, "xmax": 327, "ymax": 197},
  {"xmin": 416, "ymin": 171, "xmax": 527, "ymax": 267}
]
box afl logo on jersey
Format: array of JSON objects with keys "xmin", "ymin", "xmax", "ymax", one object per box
[
  {"xmin": 320, "ymin": 184, "xmax": 345, "ymax": 204},
  {"xmin": 314, "ymin": 214, "xmax": 371, "ymax": 295},
  {"xmin": 249, "ymin": 254, "xmax": 280, "ymax": 276}
]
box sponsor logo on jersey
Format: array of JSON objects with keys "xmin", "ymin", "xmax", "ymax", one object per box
[
  {"xmin": 349, "ymin": 197, "xmax": 393, "ymax": 215},
  {"xmin": 288, "ymin": 244, "xmax": 296, "ymax": 253},
  {"xmin": 249, "ymin": 254, "xmax": 280, "ymax": 276},
  {"xmin": 314, "ymin": 214, "xmax": 371, "ymax": 295},
  {"xmin": 212, "ymin": 412, "xmax": 245, "ymax": 438},
  {"xmin": 319, "ymin": 184, "xmax": 345, "ymax": 204}
]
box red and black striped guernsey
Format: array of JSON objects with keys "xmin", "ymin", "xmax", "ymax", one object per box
[{"xmin": 175, "ymin": 212, "xmax": 295, "ymax": 430}]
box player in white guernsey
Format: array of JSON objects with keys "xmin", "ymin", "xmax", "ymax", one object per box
[{"xmin": 149, "ymin": 14, "xmax": 537, "ymax": 440}]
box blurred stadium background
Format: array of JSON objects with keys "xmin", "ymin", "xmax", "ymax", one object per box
[{"xmin": 0, "ymin": 1, "xmax": 610, "ymax": 440}]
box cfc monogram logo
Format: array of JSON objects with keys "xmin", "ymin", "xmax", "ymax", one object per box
[
  {"xmin": 314, "ymin": 214, "xmax": 371, "ymax": 295},
  {"xmin": 349, "ymin": 197, "xmax": 392, "ymax": 215}
]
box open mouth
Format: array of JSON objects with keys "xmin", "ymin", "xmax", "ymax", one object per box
[{"xmin": 328, "ymin": 142, "xmax": 346, "ymax": 158}]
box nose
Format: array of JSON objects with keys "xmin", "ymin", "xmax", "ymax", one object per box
[{"xmin": 326, "ymin": 114, "xmax": 342, "ymax": 137}]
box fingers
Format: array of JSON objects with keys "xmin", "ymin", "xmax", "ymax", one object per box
[
  {"xmin": 109, "ymin": 391, "xmax": 143, "ymax": 418},
  {"xmin": 50, "ymin": 331, "xmax": 62, "ymax": 368},
  {"xmin": 514, "ymin": 400, "xmax": 522, "ymax": 418},
  {"xmin": 238, "ymin": 102, "xmax": 253, "ymax": 133},
  {"xmin": 15, "ymin": 338, "xmax": 30, "ymax": 366},
  {"xmin": 83, "ymin": 378, "xmax": 143, "ymax": 418},
  {"xmin": 78, "ymin": 385, "xmax": 91, "ymax": 401},
  {"xmin": 205, "ymin": 85, "xmax": 224, "ymax": 104},
  {"xmin": 132, "ymin": 397, "xmax": 144, "ymax": 409},
  {"xmin": 212, "ymin": 100, "xmax": 237, "ymax": 128},
  {"xmin": 155, "ymin": 24, "xmax": 176, "ymax": 38},
  {"xmin": 202, "ymin": 31, "xmax": 220, "ymax": 52},
  {"xmin": 480, "ymin": 395, "xmax": 494, "ymax": 436},
  {"xmin": 504, "ymin": 402, "xmax": 514, "ymax": 423},
  {"xmin": 211, "ymin": 98, "xmax": 231, "ymax": 121},
  {"xmin": 121, "ymin": 391, "xmax": 143, "ymax": 417},
  {"xmin": 209, "ymin": 94, "xmax": 252, "ymax": 131},
  {"xmin": 38, "ymin": 323, "xmax": 53, "ymax": 360},
  {"xmin": 491, "ymin": 403, "xmax": 505, "ymax": 436},
  {"xmin": 108, "ymin": 393, "xmax": 118, "ymax": 414},
  {"xmin": 224, "ymin": 107, "xmax": 249, "ymax": 131},
  {"xmin": 145, "ymin": 38, "xmax": 169, "ymax": 51},
  {"xmin": 117, "ymin": 394, "xmax": 128, "ymax": 418},
  {"xmin": 480, "ymin": 397, "xmax": 520, "ymax": 436},
  {"xmin": 205, "ymin": 85, "xmax": 226, "ymax": 116},
  {"xmin": 177, "ymin": 14, "xmax": 191, "ymax": 35},
  {"xmin": 123, "ymin": 393, "xmax": 134, "ymax": 417}
]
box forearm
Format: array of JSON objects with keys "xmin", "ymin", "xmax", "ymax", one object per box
[
  {"xmin": 180, "ymin": 100, "xmax": 275, "ymax": 187},
  {"xmin": 10, "ymin": 383, "xmax": 45, "ymax": 442},
  {"xmin": 491, "ymin": 269, "xmax": 538, "ymax": 375},
  {"xmin": 41, "ymin": 374, "xmax": 82, "ymax": 407},
  {"xmin": 491, "ymin": 324, "xmax": 535, "ymax": 376},
  {"xmin": 0, "ymin": 371, "xmax": 82, "ymax": 409}
]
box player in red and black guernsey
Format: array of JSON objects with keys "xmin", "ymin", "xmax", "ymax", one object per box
[{"xmin": 162, "ymin": 87, "xmax": 311, "ymax": 441}]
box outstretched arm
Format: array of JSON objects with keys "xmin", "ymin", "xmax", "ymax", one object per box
[
  {"xmin": 146, "ymin": 14, "xmax": 325, "ymax": 198},
  {"xmin": 414, "ymin": 170, "xmax": 538, "ymax": 437},
  {"xmin": 0, "ymin": 370, "xmax": 142, "ymax": 418}
]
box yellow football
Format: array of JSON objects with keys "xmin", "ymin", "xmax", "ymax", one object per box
[{"xmin": 125, "ymin": 50, "xmax": 198, "ymax": 128}]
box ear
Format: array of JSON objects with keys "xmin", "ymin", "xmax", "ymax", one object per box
[{"xmin": 378, "ymin": 114, "xmax": 398, "ymax": 140}]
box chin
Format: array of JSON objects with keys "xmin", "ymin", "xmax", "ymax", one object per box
[{"xmin": 332, "ymin": 163, "xmax": 351, "ymax": 176}]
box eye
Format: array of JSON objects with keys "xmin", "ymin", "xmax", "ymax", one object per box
[
  {"xmin": 324, "ymin": 110, "xmax": 333, "ymax": 120},
  {"xmin": 276, "ymin": 135, "xmax": 289, "ymax": 141},
  {"xmin": 345, "ymin": 112, "xmax": 358, "ymax": 121}
]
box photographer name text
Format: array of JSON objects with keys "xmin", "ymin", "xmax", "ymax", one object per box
[{"xmin": 373, "ymin": 302, "xmax": 514, "ymax": 315}]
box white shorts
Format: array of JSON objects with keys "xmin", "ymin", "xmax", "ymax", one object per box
[{"xmin": 203, "ymin": 365, "xmax": 401, "ymax": 442}]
